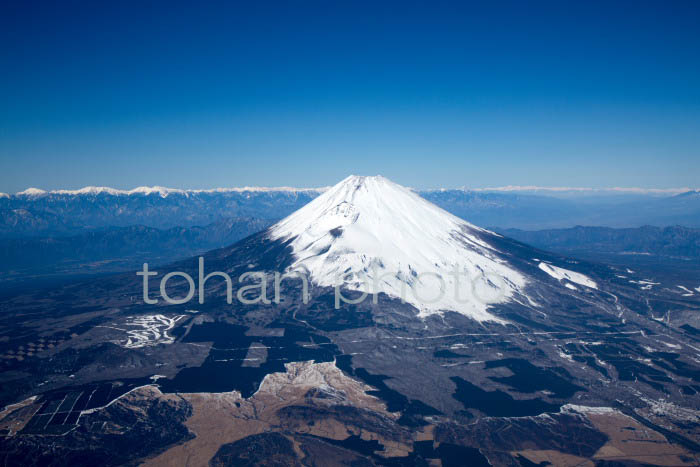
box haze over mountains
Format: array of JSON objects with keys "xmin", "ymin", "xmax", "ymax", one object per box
[
  {"xmin": 500, "ymin": 225, "xmax": 700, "ymax": 263},
  {"xmin": 1, "ymin": 183, "xmax": 699, "ymax": 290},
  {"xmin": 2, "ymin": 185, "xmax": 699, "ymax": 237}
]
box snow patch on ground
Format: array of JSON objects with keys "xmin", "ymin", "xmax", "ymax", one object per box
[
  {"xmin": 640, "ymin": 398, "xmax": 700, "ymax": 423},
  {"xmin": 629, "ymin": 279, "xmax": 660, "ymax": 290},
  {"xmin": 538, "ymin": 262, "xmax": 597, "ymax": 289},
  {"xmin": 558, "ymin": 348, "xmax": 574, "ymax": 362},
  {"xmin": 121, "ymin": 314, "xmax": 184, "ymax": 348},
  {"xmin": 562, "ymin": 404, "xmax": 616, "ymax": 415}
]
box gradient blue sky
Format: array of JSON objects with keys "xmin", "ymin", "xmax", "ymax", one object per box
[{"xmin": 1, "ymin": 1, "xmax": 699, "ymax": 192}]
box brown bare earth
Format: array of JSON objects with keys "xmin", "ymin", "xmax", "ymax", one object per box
[
  {"xmin": 512, "ymin": 449, "xmax": 594, "ymax": 467},
  {"xmin": 588, "ymin": 411, "xmax": 697, "ymax": 466},
  {"xmin": 514, "ymin": 408, "xmax": 699, "ymax": 466},
  {"xmin": 143, "ymin": 360, "xmax": 417, "ymax": 467},
  {"xmin": 0, "ymin": 396, "xmax": 41, "ymax": 435}
]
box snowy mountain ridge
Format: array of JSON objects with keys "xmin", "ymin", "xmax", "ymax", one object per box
[{"xmin": 13, "ymin": 185, "xmax": 328, "ymax": 198}]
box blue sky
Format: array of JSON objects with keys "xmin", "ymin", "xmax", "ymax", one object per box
[{"xmin": 1, "ymin": 1, "xmax": 699, "ymax": 192}]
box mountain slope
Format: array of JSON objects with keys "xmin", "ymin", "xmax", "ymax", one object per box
[{"xmin": 270, "ymin": 175, "xmax": 532, "ymax": 322}]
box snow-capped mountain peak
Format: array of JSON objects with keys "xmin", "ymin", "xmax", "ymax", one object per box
[
  {"xmin": 269, "ymin": 175, "xmax": 529, "ymax": 322},
  {"xmin": 16, "ymin": 187, "xmax": 48, "ymax": 197}
]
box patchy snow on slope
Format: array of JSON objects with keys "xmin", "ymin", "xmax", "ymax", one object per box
[
  {"xmin": 558, "ymin": 347, "xmax": 574, "ymax": 362},
  {"xmin": 121, "ymin": 314, "xmax": 184, "ymax": 348},
  {"xmin": 538, "ymin": 262, "xmax": 598, "ymax": 289},
  {"xmin": 562, "ymin": 404, "xmax": 615, "ymax": 415},
  {"xmin": 629, "ymin": 279, "xmax": 659, "ymax": 290},
  {"xmin": 270, "ymin": 175, "xmax": 529, "ymax": 322},
  {"xmin": 640, "ymin": 397, "xmax": 700, "ymax": 423}
]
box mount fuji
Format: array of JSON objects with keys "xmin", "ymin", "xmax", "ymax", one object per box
[{"xmin": 267, "ymin": 175, "xmax": 597, "ymax": 322}]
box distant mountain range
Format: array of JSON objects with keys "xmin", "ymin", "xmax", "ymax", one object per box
[
  {"xmin": 495, "ymin": 225, "xmax": 700, "ymax": 282},
  {"xmin": 0, "ymin": 217, "xmax": 273, "ymax": 289},
  {"xmin": 1, "ymin": 186, "xmax": 699, "ymax": 238},
  {"xmin": 498, "ymin": 225, "xmax": 700, "ymax": 259},
  {"xmin": 0, "ymin": 188, "xmax": 318, "ymax": 237},
  {"xmin": 422, "ymin": 189, "xmax": 700, "ymax": 229},
  {"xmin": 1, "ymin": 185, "xmax": 698, "ymax": 289}
]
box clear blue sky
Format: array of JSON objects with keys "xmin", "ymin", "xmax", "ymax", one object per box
[{"xmin": 1, "ymin": 1, "xmax": 699, "ymax": 192}]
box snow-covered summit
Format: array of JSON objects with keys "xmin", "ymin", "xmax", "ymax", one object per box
[
  {"xmin": 269, "ymin": 175, "xmax": 529, "ymax": 322},
  {"xmin": 16, "ymin": 188, "xmax": 48, "ymax": 197}
]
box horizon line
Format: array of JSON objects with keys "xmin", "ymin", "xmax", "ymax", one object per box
[{"xmin": 3, "ymin": 184, "xmax": 698, "ymax": 198}]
